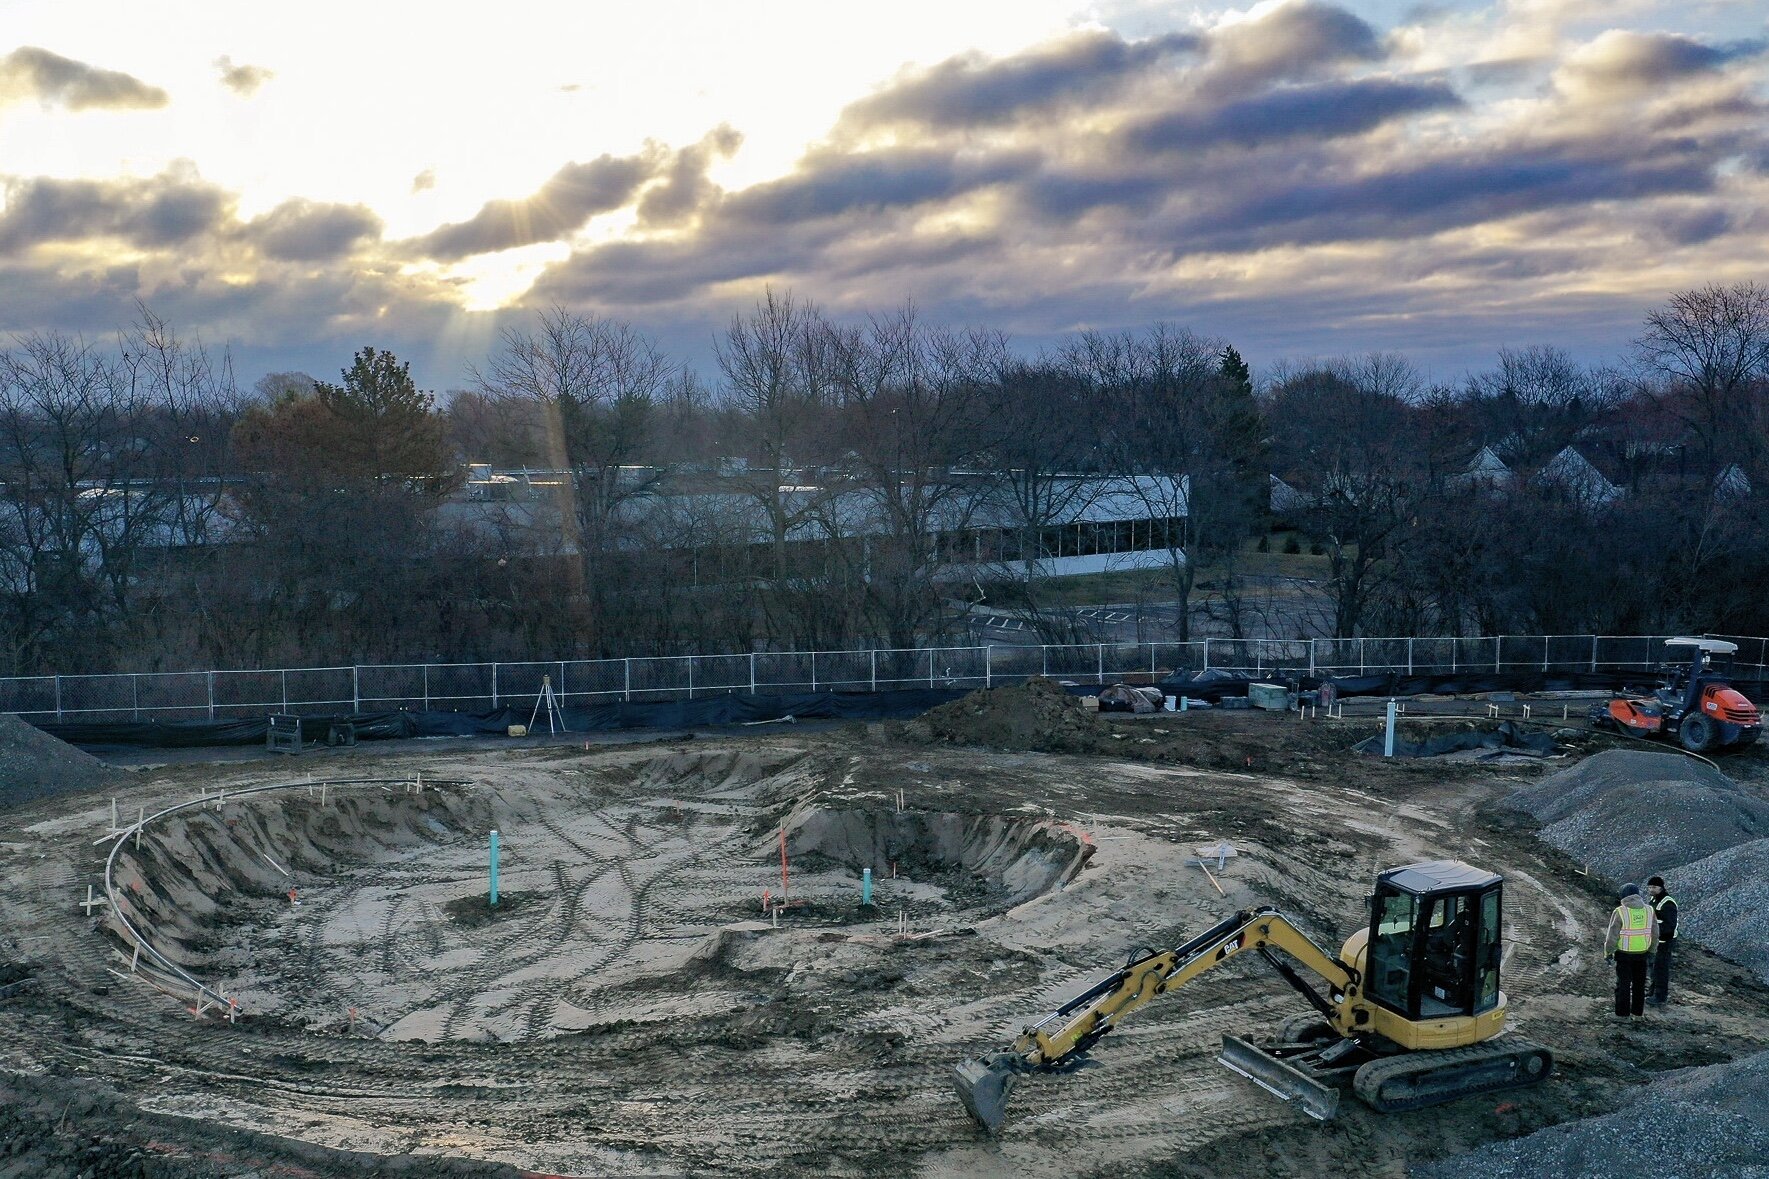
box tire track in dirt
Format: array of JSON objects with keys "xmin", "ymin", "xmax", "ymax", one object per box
[
  {"xmin": 376, "ymin": 891, "xmax": 407, "ymax": 980},
  {"xmin": 435, "ymin": 808, "xmax": 642, "ymax": 1038}
]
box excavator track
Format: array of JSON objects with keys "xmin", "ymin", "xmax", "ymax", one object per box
[{"xmin": 1352, "ymin": 1036, "xmax": 1552, "ymax": 1113}]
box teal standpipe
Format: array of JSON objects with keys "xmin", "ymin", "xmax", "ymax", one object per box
[{"xmin": 490, "ymin": 829, "xmax": 501, "ymax": 906}]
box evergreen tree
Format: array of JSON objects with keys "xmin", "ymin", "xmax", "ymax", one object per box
[
  {"xmin": 1218, "ymin": 345, "xmax": 1252, "ymax": 398},
  {"xmin": 312, "ymin": 347, "xmax": 454, "ymax": 492}
]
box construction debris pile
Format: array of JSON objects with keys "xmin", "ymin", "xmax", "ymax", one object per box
[
  {"xmin": 1508, "ymin": 749, "xmax": 1769, "ymax": 982},
  {"xmin": 0, "ymin": 712, "xmax": 120, "ymax": 810}
]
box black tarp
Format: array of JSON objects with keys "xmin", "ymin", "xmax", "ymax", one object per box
[
  {"xmin": 31, "ymin": 665, "xmax": 1767, "ymax": 752},
  {"xmin": 34, "ymin": 688, "xmax": 974, "ymax": 750}
]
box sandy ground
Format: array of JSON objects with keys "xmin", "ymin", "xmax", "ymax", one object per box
[{"xmin": 4, "ymin": 708, "xmax": 1769, "ymax": 1177}]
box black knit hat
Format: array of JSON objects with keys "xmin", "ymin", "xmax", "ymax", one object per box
[
  {"xmin": 1648, "ymin": 875, "xmax": 1666, "ymax": 888},
  {"xmin": 1619, "ymin": 883, "xmax": 1641, "ymax": 898}
]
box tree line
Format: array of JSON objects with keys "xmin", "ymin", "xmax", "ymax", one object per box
[{"xmin": 1, "ymin": 284, "xmax": 1767, "ymax": 677}]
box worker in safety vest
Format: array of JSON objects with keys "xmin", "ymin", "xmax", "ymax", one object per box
[
  {"xmin": 1647, "ymin": 875, "xmax": 1678, "ymax": 1006},
  {"xmin": 1604, "ymin": 883, "xmax": 1659, "ymax": 1017}
]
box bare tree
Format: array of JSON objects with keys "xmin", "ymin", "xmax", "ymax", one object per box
[
  {"xmin": 1460, "ymin": 345, "xmax": 1623, "ymax": 479},
  {"xmin": 1268, "ymin": 360, "xmax": 1419, "ymax": 638},
  {"xmin": 974, "ymin": 358, "xmax": 1099, "ymax": 641},
  {"xmin": 830, "ymin": 306, "xmax": 997, "ymax": 648},
  {"xmin": 715, "ymin": 289, "xmax": 838, "ymax": 587},
  {"xmin": 0, "ymin": 333, "xmax": 163, "ymax": 670},
  {"xmin": 473, "ymin": 306, "xmax": 675, "ymax": 653},
  {"xmin": 1635, "ymin": 282, "xmax": 1769, "ymax": 476},
  {"xmin": 1073, "ymin": 325, "xmax": 1262, "ymax": 642}
]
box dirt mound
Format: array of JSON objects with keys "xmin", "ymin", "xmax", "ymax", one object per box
[
  {"xmin": 1415, "ymin": 1049, "xmax": 1769, "ymax": 1179},
  {"xmin": 1508, "ymin": 749, "xmax": 1769, "ymax": 882},
  {"xmin": 0, "ymin": 712, "xmax": 121, "ymax": 811},
  {"xmin": 914, "ymin": 678, "xmax": 1111, "ymax": 753}
]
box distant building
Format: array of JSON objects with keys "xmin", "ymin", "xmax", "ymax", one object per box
[
  {"xmin": 447, "ymin": 465, "xmax": 1190, "ymax": 579},
  {"xmin": 1448, "ymin": 446, "xmax": 1514, "ymax": 493},
  {"xmin": 1532, "ymin": 446, "xmax": 1623, "ymax": 506}
]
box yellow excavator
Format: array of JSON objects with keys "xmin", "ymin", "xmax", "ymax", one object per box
[{"xmin": 954, "ymin": 860, "xmax": 1552, "ymax": 1131}]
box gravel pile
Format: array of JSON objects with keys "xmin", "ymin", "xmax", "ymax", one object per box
[
  {"xmin": 1509, "ymin": 750, "xmax": 1769, "ymax": 882},
  {"xmin": 1668, "ymin": 838, "xmax": 1769, "ymax": 982},
  {"xmin": 1511, "ymin": 749, "xmax": 1735, "ymax": 824},
  {"xmin": 1413, "ymin": 1049, "xmax": 1769, "ymax": 1179},
  {"xmin": 0, "ymin": 712, "xmax": 120, "ymax": 811},
  {"xmin": 1506, "ymin": 749, "xmax": 1769, "ymax": 986}
]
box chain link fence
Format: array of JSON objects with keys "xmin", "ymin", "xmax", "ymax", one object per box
[{"xmin": 4, "ymin": 633, "xmax": 1762, "ymax": 723}]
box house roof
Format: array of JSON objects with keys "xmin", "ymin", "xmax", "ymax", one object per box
[{"xmin": 1533, "ymin": 445, "xmax": 1623, "ymax": 504}]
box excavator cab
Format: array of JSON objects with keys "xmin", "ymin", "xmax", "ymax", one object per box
[{"xmin": 1365, "ymin": 862, "xmax": 1503, "ymax": 1023}]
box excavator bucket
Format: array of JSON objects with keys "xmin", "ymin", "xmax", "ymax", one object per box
[
  {"xmin": 952, "ymin": 1055, "xmax": 1019, "ymax": 1133},
  {"xmin": 1218, "ymin": 1035, "xmax": 1340, "ymax": 1122}
]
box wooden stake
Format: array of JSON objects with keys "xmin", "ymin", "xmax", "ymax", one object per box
[{"xmin": 1199, "ymin": 862, "xmax": 1226, "ymax": 896}]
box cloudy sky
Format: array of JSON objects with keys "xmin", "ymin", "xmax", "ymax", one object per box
[{"xmin": 2, "ymin": 0, "xmax": 1766, "ymax": 387}]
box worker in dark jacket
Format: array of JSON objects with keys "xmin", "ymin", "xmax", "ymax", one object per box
[
  {"xmin": 1604, "ymin": 883, "xmax": 1658, "ymax": 1017},
  {"xmin": 1647, "ymin": 875, "xmax": 1678, "ymax": 1006}
]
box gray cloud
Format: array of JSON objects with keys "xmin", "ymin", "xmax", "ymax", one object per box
[
  {"xmin": 415, "ymin": 150, "xmax": 664, "ymax": 260},
  {"xmin": 1563, "ymin": 31, "xmax": 1764, "ymax": 94},
  {"xmin": 839, "ymin": 29, "xmax": 1197, "ymax": 129},
  {"xmin": 411, "ymin": 169, "xmax": 437, "ymax": 194},
  {"xmin": 533, "ymin": 233, "xmax": 816, "ymax": 305},
  {"xmin": 6, "ymin": 3, "xmax": 1768, "ymax": 388},
  {"xmin": 1649, "ymin": 205, "xmax": 1734, "ymax": 246},
  {"xmin": 1199, "ymin": 0, "xmax": 1385, "ymax": 95},
  {"xmin": 1162, "ymin": 141, "xmax": 1721, "ymax": 256},
  {"xmin": 638, "ymin": 125, "xmax": 742, "ymax": 226},
  {"xmin": 1125, "ymin": 78, "xmax": 1461, "ymax": 153},
  {"xmin": 0, "ymin": 171, "xmax": 229, "ymax": 255},
  {"xmin": 724, "ymin": 147, "xmax": 1037, "ymax": 227},
  {"xmin": 522, "ymin": 8, "xmax": 1766, "ymax": 324},
  {"xmin": 215, "ymin": 56, "xmax": 274, "ymax": 96},
  {"xmin": 0, "ymin": 47, "xmax": 168, "ymax": 111},
  {"xmin": 245, "ymin": 199, "xmax": 381, "ymax": 261}
]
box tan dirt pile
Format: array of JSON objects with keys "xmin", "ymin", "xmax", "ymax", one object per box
[
  {"xmin": 912, "ymin": 677, "xmax": 1113, "ymax": 754},
  {"xmin": 0, "ymin": 712, "xmax": 121, "ymax": 810}
]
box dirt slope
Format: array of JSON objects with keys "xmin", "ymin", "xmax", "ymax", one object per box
[{"xmin": 1, "ymin": 726, "xmax": 1766, "ymax": 1177}]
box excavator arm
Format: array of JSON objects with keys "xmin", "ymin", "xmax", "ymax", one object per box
[{"xmin": 954, "ymin": 906, "xmax": 1358, "ymax": 1132}]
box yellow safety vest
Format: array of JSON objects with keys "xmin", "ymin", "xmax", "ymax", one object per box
[{"xmin": 1615, "ymin": 904, "xmax": 1652, "ymax": 953}]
